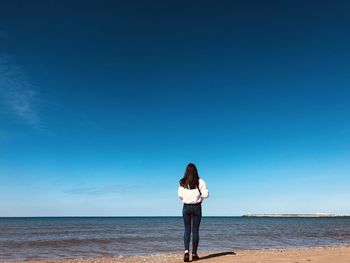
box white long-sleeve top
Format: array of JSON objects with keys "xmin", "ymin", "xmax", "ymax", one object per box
[{"xmin": 178, "ymin": 178, "xmax": 209, "ymax": 204}]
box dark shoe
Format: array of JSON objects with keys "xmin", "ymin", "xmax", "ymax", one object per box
[
  {"xmin": 192, "ymin": 253, "xmax": 200, "ymax": 261},
  {"xmin": 184, "ymin": 252, "xmax": 190, "ymax": 262}
]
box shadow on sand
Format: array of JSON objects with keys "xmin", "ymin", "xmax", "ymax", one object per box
[{"xmin": 199, "ymin": 251, "xmax": 236, "ymax": 260}]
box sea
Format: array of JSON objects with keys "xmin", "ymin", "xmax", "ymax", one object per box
[{"xmin": 1, "ymin": 216, "xmax": 350, "ymax": 261}]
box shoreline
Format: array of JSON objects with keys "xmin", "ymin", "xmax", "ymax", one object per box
[{"xmin": 11, "ymin": 245, "xmax": 350, "ymax": 263}]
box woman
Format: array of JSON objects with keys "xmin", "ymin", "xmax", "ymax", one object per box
[{"xmin": 178, "ymin": 163, "xmax": 209, "ymax": 262}]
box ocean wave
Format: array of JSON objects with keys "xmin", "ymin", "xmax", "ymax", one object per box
[
  {"xmin": 0, "ymin": 238, "xmax": 113, "ymax": 249},
  {"xmin": 0, "ymin": 235, "xmax": 181, "ymax": 249}
]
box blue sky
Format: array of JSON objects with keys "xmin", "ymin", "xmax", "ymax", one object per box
[{"xmin": 0, "ymin": 1, "xmax": 349, "ymax": 216}]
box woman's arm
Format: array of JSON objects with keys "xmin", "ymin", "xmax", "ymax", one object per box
[
  {"xmin": 178, "ymin": 186, "xmax": 184, "ymax": 200},
  {"xmin": 199, "ymin": 179, "xmax": 209, "ymax": 199}
]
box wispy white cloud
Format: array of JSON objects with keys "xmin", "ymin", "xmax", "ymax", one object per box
[{"xmin": 0, "ymin": 54, "xmax": 41, "ymax": 128}]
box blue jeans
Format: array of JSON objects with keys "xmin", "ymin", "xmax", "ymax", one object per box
[{"xmin": 182, "ymin": 203, "xmax": 202, "ymax": 253}]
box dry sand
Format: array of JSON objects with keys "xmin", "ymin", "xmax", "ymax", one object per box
[{"xmin": 18, "ymin": 246, "xmax": 350, "ymax": 263}]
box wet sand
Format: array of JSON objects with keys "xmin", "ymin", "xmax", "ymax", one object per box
[{"xmin": 18, "ymin": 246, "xmax": 350, "ymax": 263}]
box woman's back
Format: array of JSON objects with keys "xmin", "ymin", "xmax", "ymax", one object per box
[{"xmin": 178, "ymin": 178, "xmax": 209, "ymax": 204}]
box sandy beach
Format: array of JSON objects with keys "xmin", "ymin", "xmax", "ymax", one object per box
[{"xmin": 18, "ymin": 246, "xmax": 350, "ymax": 263}]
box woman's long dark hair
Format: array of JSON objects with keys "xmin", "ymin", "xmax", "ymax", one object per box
[{"xmin": 179, "ymin": 163, "xmax": 200, "ymax": 189}]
